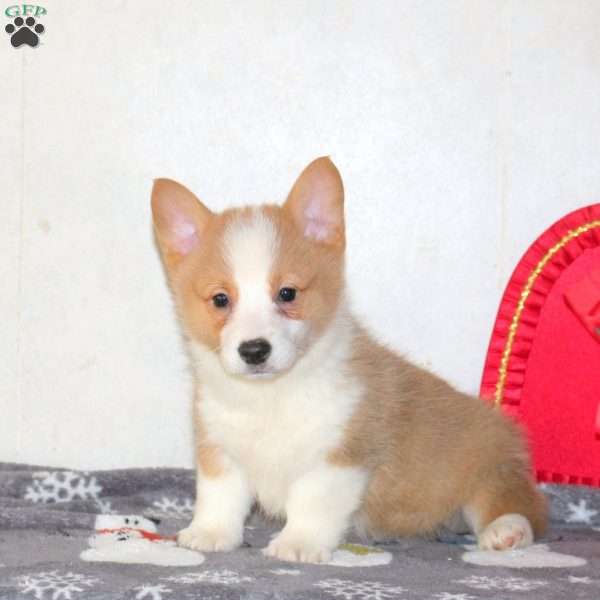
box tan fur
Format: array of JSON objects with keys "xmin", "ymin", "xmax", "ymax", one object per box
[
  {"xmin": 329, "ymin": 328, "xmax": 547, "ymax": 539},
  {"xmin": 264, "ymin": 206, "xmax": 346, "ymax": 339}
]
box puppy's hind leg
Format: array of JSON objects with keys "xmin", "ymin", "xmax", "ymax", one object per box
[{"xmin": 463, "ymin": 465, "xmax": 547, "ymax": 551}]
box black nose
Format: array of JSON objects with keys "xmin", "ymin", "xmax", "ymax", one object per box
[{"xmin": 238, "ymin": 338, "xmax": 272, "ymax": 365}]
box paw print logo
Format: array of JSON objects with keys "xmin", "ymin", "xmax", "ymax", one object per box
[{"xmin": 5, "ymin": 16, "xmax": 45, "ymax": 48}]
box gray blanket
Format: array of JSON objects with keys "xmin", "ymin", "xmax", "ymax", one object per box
[{"xmin": 0, "ymin": 463, "xmax": 598, "ymax": 599}]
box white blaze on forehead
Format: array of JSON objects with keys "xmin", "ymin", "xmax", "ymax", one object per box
[
  {"xmin": 218, "ymin": 208, "xmax": 307, "ymax": 376},
  {"xmin": 223, "ymin": 210, "xmax": 279, "ymax": 317}
]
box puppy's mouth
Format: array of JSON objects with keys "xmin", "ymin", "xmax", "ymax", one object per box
[
  {"xmin": 243, "ymin": 365, "xmax": 280, "ymax": 380},
  {"xmin": 218, "ymin": 354, "xmax": 282, "ymax": 380}
]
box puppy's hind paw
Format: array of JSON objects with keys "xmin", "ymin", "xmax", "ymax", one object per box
[{"xmin": 477, "ymin": 513, "xmax": 533, "ymax": 551}]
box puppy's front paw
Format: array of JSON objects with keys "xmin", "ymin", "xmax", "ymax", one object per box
[
  {"xmin": 478, "ymin": 513, "xmax": 533, "ymax": 550},
  {"xmin": 177, "ymin": 524, "xmax": 242, "ymax": 553},
  {"xmin": 263, "ymin": 532, "xmax": 332, "ymax": 564}
]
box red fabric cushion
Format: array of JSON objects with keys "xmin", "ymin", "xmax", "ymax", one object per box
[{"xmin": 481, "ymin": 205, "xmax": 600, "ymax": 487}]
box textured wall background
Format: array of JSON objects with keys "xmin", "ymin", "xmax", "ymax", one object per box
[{"xmin": 2, "ymin": 1, "xmax": 600, "ymax": 468}]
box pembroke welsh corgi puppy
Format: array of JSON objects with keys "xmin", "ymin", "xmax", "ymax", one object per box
[{"xmin": 151, "ymin": 157, "xmax": 546, "ymax": 563}]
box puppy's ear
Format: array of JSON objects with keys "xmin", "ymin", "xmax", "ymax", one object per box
[
  {"xmin": 283, "ymin": 157, "xmax": 345, "ymax": 248},
  {"xmin": 151, "ymin": 178, "xmax": 212, "ymax": 270}
]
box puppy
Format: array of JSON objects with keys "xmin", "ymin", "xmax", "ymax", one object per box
[{"xmin": 151, "ymin": 157, "xmax": 546, "ymax": 563}]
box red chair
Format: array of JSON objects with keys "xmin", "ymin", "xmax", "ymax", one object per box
[{"xmin": 481, "ymin": 204, "xmax": 600, "ymax": 488}]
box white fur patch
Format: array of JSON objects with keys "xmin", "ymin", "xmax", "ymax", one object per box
[
  {"xmin": 264, "ymin": 463, "xmax": 368, "ymax": 563},
  {"xmin": 188, "ymin": 307, "xmax": 365, "ymax": 562},
  {"xmin": 191, "ymin": 308, "xmax": 362, "ymax": 520},
  {"xmin": 178, "ymin": 457, "xmax": 251, "ymax": 552},
  {"xmin": 462, "ymin": 544, "xmax": 587, "ymax": 568}
]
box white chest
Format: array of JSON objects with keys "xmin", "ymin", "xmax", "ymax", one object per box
[{"xmin": 196, "ymin": 371, "xmax": 361, "ymax": 517}]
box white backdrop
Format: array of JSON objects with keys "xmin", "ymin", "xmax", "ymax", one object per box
[{"xmin": 2, "ymin": 1, "xmax": 599, "ymax": 469}]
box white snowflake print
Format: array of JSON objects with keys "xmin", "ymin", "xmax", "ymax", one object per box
[
  {"xmin": 433, "ymin": 594, "xmax": 476, "ymax": 600},
  {"xmin": 566, "ymin": 499, "xmax": 598, "ymax": 524},
  {"xmin": 567, "ymin": 576, "xmax": 592, "ymax": 584},
  {"xmin": 134, "ymin": 584, "xmax": 172, "ymax": 599},
  {"xmin": 151, "ymin": 497, "xmax": 194, "ymax": 517},
  {"xmin": 16, "ymin": 570, "xmax": 98, "ymax": 599},
  {"xmin": 163, "ymin": 570, "xmax": 254, "ymax": 585},
  {"xmin": 94, "ymin": 498, "xmax": 114, "ymax": 514},
  {"xmin": 315, "ymin": 578, "xmax": 406, "ymax": 600},
  {"xmin": 25, "ymin": 471, "xmax": 102, "ymax": 504},
  {"xmin": 455, "ymin": 575, "xmax": 548, "ymax": 591},
  {"xmin": 270, "ymin": 568, "xmax": 301, "ymax": 576}
]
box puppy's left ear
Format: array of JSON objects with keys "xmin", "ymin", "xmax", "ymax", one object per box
[{"xmin": 283, "ymin": 156, "xmax": 345, "ymax": 248}]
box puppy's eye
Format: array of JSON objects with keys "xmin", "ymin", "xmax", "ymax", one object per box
[
  {"xmin": 212, "ymin": 293, "xmax": 229, "ymax": 308},
  {"xmin": 278, "ymin": 287, "xmax": 296, "ymax": 303}
]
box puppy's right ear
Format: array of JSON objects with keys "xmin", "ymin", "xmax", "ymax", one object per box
[{"xmin": 151, "ymin": 178, "xmax": 212, "ymax": 270}]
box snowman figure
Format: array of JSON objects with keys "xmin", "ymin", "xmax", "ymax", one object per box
[{"xmin": 81, "ymin": 514, "xmax": 205, "ymax": 566}]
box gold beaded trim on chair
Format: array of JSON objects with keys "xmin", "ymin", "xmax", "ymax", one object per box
[{"xmin": 494, "ymin": 219, "xmax": 600, "ymax": 407}]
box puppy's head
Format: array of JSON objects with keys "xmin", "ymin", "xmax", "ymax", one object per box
[{"xmin": 152, "ymin": 157, "xmax": 346, "ymax": 379}]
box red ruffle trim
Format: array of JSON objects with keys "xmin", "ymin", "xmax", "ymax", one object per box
[{"xmin": 480, "ymin": 204, "xmax": 600, "ymax": 407}]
